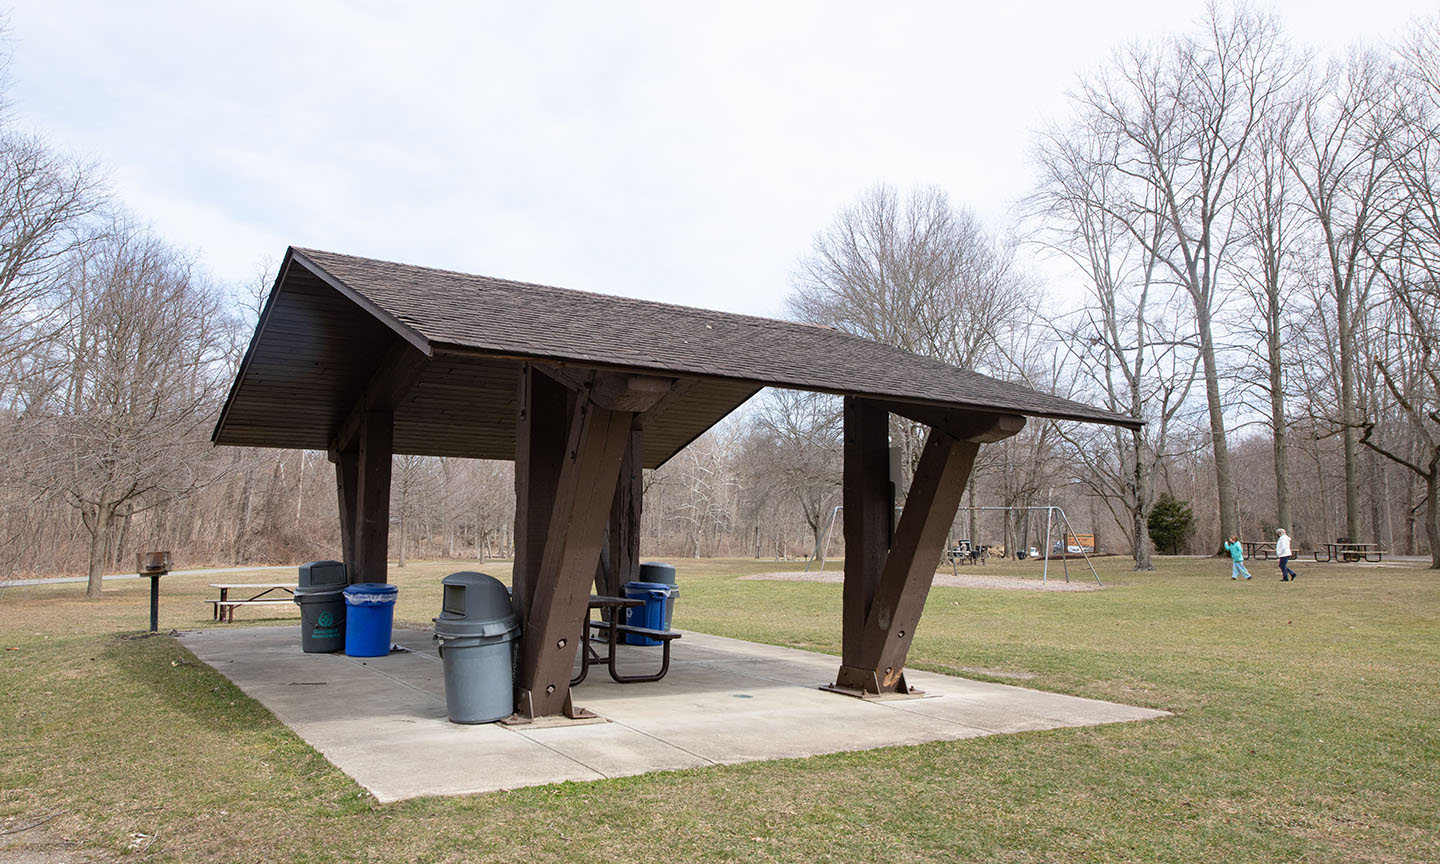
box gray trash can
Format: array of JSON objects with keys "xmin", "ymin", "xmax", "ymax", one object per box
[
  {"xmin": 433, "ymin": 572, "xmax": 521, "ymax": 724},
  {"xmin": 294, "ymin": 561, "xmax": 348, "ymax": 653},
  {"xmin": 638, "ymin": 561, "xmax": 676, "ymax": 585}
]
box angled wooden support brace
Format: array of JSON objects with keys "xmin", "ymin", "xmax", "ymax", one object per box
[
  {"xmin": 829, "ymin": 406, "xmax": 1024, "ymax": 697},
  {"xmin": 596, "ymin": 422, "xmax": 644, "ymax": 600},
  {"xmin": 512, "ymin": 367, "xmax": 672, "ymax": 721}
]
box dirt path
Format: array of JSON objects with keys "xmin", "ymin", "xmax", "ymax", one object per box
[{"xmin": 741, "ymin": 570, "xmax": 1103, "ymax": 591}]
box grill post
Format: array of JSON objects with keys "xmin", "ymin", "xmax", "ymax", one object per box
[{"xmin": 137, "ymin": 552, "xmax": 171, "ymax": 633}]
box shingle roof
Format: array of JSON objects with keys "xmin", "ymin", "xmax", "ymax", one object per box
[
  {"xmin": 211, "ymin": 247, "xmax": 1138, "ymax": 467},
  {"xmin": 292, "ymin": 248, "xmax": 1136, "ymax": 428}
]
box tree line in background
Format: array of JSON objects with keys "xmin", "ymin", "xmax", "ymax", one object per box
[{"xmin": 1, "ymin": 5, "xmax": 1437, "ymax": 593}]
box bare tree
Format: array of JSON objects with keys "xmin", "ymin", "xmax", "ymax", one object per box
[
  {"xmin": 788, "ymin": 183, "xmax": 1034, "ymax": 490},
  {"xmin": 789, "ymin": 184, "xmax": 1023, "ymax": 368},
  {"xmin": 1284, "ymin": 49, "xmax": 1398, "ymax": 542},
  {"xmin": 741, "ymin": 389, "xmax": 842, "ymax": 559},
  {"xmin": 1359, "ymin": 17, "xmax": 1440, "ymax": 567},
  {"xmin": 1065, "ymin": 2, "xmax": 1295, "ymax": 546},
  {"xmin": 0, "ymin": 132, "xmax": 103, "ymax": 404},
  {"xmin": 1032, "ymin": 120, "xmax": 1201, "ymax": 568},
  {"xmin": 29, "ymin": 219, "xmax": 233, "ymax": 595},
  {"xmin": 1231, "ymin": 95, "xmax": 1304, "ymax": 537}
]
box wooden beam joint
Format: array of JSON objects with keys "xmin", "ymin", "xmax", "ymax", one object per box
[
  {"xmin": 332, "ymin": 341, "xmax": 430, "ymax": 453},
  {"xmin": 881, "ymin": 402, "xmax": 1026, "ymax": 444},
  {"xmin": 536, "ymin": 364, "xmax": 676, "ymax": 413}
]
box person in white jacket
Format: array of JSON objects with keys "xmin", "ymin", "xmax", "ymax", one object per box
[{"xmin": 1276, "ymin": 528, "xmax": 1297, "ymax": 581}]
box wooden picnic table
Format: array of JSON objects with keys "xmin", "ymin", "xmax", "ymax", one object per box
[
  {"xmin": 208, "ymin": 582, "xmax": 298, "ymax": 622},
  {"xmin": 571, "ymin": 594, "xmax": 680, "ymax": 686},
  {"xmin": 1241, "ymin": 541, "xmax": 1273, "ymax": 560},
  {"xmin": 1313, "ymin": 542, "xmax": 1384, "ymax": 563}
]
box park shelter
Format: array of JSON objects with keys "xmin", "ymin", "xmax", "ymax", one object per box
[{"xmin": 213, "ymin": 247, "xmax": 1139, "ymax": 721}]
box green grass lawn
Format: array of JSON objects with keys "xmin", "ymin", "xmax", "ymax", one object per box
[{"xmin": 1, "ymin": 556, "xmax": 1437, "ymax": 863}]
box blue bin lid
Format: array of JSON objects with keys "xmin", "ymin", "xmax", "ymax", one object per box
[
  {"xmin": 623, "ymin": 580, "xmax": 678, "ymax": 596},
  {"xmin": 344, "ymin": 582, "xmax": 398, "ymax": 604}
]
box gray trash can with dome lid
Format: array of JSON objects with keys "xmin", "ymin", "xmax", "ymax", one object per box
[{"xmin": 433, "ymin": 572, "xmax": 521, "ymax": 724}]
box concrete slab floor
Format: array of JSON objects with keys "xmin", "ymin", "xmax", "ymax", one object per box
[{"xmin": 178, "ymin": 626, "xmax": 1169, "ymax": 802}]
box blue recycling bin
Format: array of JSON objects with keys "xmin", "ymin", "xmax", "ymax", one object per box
[
  {"xmin": 623, "ymin": 581, "xmax": 678, "ymax": 645},
  {"xmin": 344, "ymin": 583, "xmax": 398, "ymax": 657}
]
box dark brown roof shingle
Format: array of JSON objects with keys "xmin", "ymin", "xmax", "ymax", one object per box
[{"xmin": 292, "ymin": 247, "xmax": 1136, "ymax": 428}]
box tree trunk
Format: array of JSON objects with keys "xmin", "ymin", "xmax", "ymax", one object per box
[
  {"xmin": 967, "ymin": 476, "xmax": 979, "ymax": 544},
  {"xmin": 1426, "ymin": 458, "xmax": 1440, "ymax": 570},
  {"xmin": 1368, "ymin": 448, "xmax": 1384, "ymax": 549},
  {"xmin": 232, "ymin": 466, "xmax": 255, "ymax": 565},
  {"xmin": 1268, "ymin": 288, "xmax": 1292, "ymax": 535},
  {"xmin": 398, "ymin": 503, "xmax": 408, "ymax": 569},
  {"xmin": 1196, "ymin": 312, "xmax": 1238, "ymax": 546},
  {"xmin": 1405, "ymin": 474, "xmax": 1418, "ymax": 556},
  {"xmin": 1338, "ymin": 288, "xmax": 1360, "ymax": 541},
  {"xmin": 1132, "ymin": 430, "xmax": 1154, "ymax": 570},
  {"xmin": 85, "ymin": 493, "xmax": 114, "ymax": 599},
  {"xmin": 112, "ymin": 505, "xmax": 132, "ymax": 569},
  {"xmin": 294, "ymin": 450, "xmax": 305, "ymax": 525}
]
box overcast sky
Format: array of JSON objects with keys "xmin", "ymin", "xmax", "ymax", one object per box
[{"xmin": 7, "ymin": 1, "xmax": 1435, "ymax": 318}]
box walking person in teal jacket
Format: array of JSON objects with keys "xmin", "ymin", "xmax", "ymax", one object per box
[{"xmin": 1224, "ymin": 535, "xmax": 1252, "ymax": 580}]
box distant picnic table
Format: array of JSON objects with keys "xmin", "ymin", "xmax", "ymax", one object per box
[
  {"xmin": 1240, "ymin": 541, "xmax": 1273, "ymax": 560},
  {"xmin": 1313, "ymin": 542, "xmax": 1384, "ymax": 563},
  {"xmin": 208, "ymin": 582, "xmax": 297, "ymax": 622}
]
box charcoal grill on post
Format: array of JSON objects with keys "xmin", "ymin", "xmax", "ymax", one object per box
[{"xmin": 137, "ymin": 552, "xmax": 171, "ymax": 633}]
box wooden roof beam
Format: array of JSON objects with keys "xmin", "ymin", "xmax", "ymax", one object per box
[
  {"xmin": 331, "ymin": 341, "xmax": 431, "ymax": 455},
  {"xmin": 878, "ymin": 400, "xmax": 1027, "ymax": 443}
]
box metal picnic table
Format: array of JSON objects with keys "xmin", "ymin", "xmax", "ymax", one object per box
[
  {"xmin": 208, "ymin": 582, "xmax": 298, "ymax": 622},
  {"xmin": 1313, "ymin": 542, "xmax": 1385, "ymax": 563}
]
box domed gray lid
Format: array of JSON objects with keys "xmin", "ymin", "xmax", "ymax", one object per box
[{"xmin": 433, "ymin": 571, "xmax": 519, "ymax": 637}]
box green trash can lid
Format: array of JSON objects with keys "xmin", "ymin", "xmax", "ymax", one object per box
[
  {"xmin": 638, "ymin": 561, "xmax": 676, "ymax": 584},
  {"xmin": 298, "ymin": 560, "xmax": 347, "ymax": 588}
]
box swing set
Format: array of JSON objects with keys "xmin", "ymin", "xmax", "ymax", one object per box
[{"xmin": 807, "ymin": 504, "xmax": 1101, "ymax": 585}]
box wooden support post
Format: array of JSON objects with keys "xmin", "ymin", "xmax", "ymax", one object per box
[
  {"xmin": 512, "ymin": 367, "xmax": 673, "ymax": 721},
  {"xmin": 353, "ymin": 411, "xmax": 393, "ymax": 584},
  {"xmin": 514, "ymin": 399, "xmax": 635, "ymax": 720},
  {"xmin": 329, "ymin": 340, "xmax": 428, "ymax": 585},
  {"xmin": 830, "ymin": 408, "xmax": 1022, "ymax": 697},
  {"xmin": 331, "ymin": 447, "xmax": 359, "ymax": 579},
  {"xmin": 840, "ymin": 397, "xmax": 891, "ymax": 675},
  {"xmin": 512, "ymin": 366, "xmax": 572, "ymax": 624}
]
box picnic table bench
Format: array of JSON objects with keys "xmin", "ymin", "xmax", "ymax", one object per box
[
  {"xmin": 571, "ymin": 594, "xmax": 681, "ymax": 686},
  {"xmin": 947, "ymin": 544, "xmax": 986, "ymax": 569},
  {"xmin": 208, "ymin": 582, "xmax": 298, "ymax": 622},
  {"xmin": 1313, "ymin": 542, "xmax": 1384, "ymax": 563},
  {"xmin": 1241, "ymin": 541, "xmax": 1273, "ymax": 560}
]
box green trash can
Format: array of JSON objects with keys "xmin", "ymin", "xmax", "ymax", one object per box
[
  {"xmin": 433, "ymin": 572, "xmax": 521, "ymax": 724},
  {"xmin": 294, "ymin": 560, "xmax": 347, "ymax": 653},
  {"xmin": 638, "ymin": 561, "xmax": 676, "ymax": 585},
  {"xmin": 295, "ymin": 587, "xmax": 345, "ymax": 653}
]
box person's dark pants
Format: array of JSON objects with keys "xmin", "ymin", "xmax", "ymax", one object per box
[{"xmin": 1279, "ymin": 556, "xmax": 1296, "ymax": 580}]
